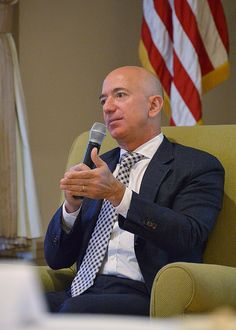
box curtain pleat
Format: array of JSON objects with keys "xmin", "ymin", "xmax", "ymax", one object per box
[{"xmin": 0, "ymin": 1, "xmax": 42, "ymax": 252}]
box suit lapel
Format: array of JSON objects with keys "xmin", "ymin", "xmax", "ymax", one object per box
[
  {"xmin": 101, "ymin": 139, "xmax": 175, "ymax": 202},
  {"xmin": 101, "ymin": 147, "xmax": 120, "ymax": 172},
  {"xmin": 134, "ymin": 137, "xmax": 174, "ymax": 247},
  {"xmin": 139, "ymin": 137, "xmax": 174, "ymax": 200}
]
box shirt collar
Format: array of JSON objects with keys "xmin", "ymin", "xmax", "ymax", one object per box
[{"xmin": 119, "ymin": 132, "xmax": 164, "ymax": 161}]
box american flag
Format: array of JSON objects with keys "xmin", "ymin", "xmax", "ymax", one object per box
[{"xmin": 139, "ymin": 0, "xmax": 230, "ymax": 126}]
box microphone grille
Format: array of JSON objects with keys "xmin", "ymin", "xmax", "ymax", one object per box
[{"xmin": 90, "ymin": 122, "xmax": 106, "ymax": 145}]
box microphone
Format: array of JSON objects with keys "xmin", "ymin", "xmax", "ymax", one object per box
[
  {"xmin": 73, "ymin": 122, "xmax": 106, "ymax": 199},
  {"xmin": 83, "ymin": 122, "xmax": 106, "ymax": 168}
]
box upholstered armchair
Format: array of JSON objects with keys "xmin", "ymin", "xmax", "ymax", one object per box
[{"xmin": 39, "ymin": 125, "xmax": 236, "ymax": 317}]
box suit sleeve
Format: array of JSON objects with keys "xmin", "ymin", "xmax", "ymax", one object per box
[{"xmin": 44, "ymin": 206, "xmax": 83, "ymax": 269}]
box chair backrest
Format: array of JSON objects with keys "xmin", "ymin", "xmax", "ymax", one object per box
[{"xmin": 65, "ymin": 125, "xmax": 236, "ymax": 267}]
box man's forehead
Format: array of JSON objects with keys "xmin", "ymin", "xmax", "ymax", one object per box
[
  {"xmin": 102, "ymin": 71, "xmax": 138, "ymax": 93},
  {"xmin": 104, "ymin": 71, "xmax": 129, "ymax": 83}
]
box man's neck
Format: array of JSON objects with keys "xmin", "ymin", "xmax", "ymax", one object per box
[{"xmin": 118, "ymin": 131, "xmax": 161, "ymax": 152}]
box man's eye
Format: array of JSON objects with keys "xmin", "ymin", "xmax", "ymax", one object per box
[
  {"xmin": 116, "ymin": 92, "xmax": 126, "ymax": 98},
  {"xmin": 100, "ymin": 98, "xmax": 106, "ymax": 106}
]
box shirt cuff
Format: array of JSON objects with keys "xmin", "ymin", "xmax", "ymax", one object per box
[
  {"xmin": 115, "ymin": 187, "xmax": 132, "ymax": 218},
  {"xmin": 62, "ymin": 202, "xmax": 81, "ymax": 231}
]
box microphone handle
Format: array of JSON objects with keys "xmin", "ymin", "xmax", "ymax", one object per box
[
  {"xmin": 73, "ymin": 141, "xmax": 101, "ymax": 199},
  {"xmin": 83, "ymin": 141, "xmax": 101, "ymax": 169}
]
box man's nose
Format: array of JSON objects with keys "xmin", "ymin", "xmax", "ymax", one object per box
[{"xmin": 103, "ymin": 96, "xmax": 115, "ymax": 113}]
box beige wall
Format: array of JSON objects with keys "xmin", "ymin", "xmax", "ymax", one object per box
[{"xmin": 18, "ymin": 0, "xmax": 236, "ymax": 232}]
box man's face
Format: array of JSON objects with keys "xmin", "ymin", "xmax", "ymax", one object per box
[{"xmin": 100, "ymin": 69, "xmax": 151, "ymax": 145}]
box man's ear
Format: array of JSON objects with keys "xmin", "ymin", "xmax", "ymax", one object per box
[{"xmin": 148, "ymin": 95, "xmax": 163, "ymax": 118}]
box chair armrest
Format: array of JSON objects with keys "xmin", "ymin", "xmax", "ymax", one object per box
[
  {"xmin": 150, "ymin": 262, "xmax": 236, "ymax": 318},
  {"xmin": 37, "ymin": 266, "xmax": 76, "ymax": 292}
]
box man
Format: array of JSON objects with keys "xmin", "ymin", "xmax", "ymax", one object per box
[{"xmin": 44, "ymin": 66, "xmax": 224, "ymax": 315}]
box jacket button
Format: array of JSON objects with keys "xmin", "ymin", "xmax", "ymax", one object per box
[
  {"xmin": 52, "ymin": 236, "xmax": 59, "ymax": 245},
  {"xmin": 144, "ymin": 220, "xmax": 157, "ymax": 230}
]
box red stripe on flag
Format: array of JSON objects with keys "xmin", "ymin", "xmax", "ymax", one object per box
[
  {"xmin": 170, "ymin": 117, "xmax": 176, "ymax": 126},
  {"xmin": 174, "ymin": 0, "xmax": 214, "ymax": 76},
  {"xmin": 173, "ymin": 52, "xmax": 202, "ymax": 122},
  {"xmin": 141, "ymin": 18, "xmax": 172, "ymax": 96},
  {"xmin": 153, "ymin": 0, "xmax": 173, "ymax": 41},
  {"xmin": 207, "ymin": 0, "xmax": 229, "ymax": 53}
]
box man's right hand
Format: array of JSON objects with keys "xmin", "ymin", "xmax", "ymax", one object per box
[{"xmin": 61, "ymin": 163, "xmax": 90, "ymax": 213}]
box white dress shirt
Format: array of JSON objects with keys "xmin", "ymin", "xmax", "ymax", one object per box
[{"xmin": 62, "ymin": 133, "xmax": 164, "ymax": 282}]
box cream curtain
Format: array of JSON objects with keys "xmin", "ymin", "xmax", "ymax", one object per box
[{"xmin": 0, "ymin": 0, "xmax": 42, "ymax": 252}]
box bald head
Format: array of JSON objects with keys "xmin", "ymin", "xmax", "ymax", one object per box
[{"xmin": 103, "ymin": 66, "xmax": 163, "ymax": 99}]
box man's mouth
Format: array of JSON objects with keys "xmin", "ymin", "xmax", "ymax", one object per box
[{"xmin": 108, "ymin": 118, "xmax": 123, "ymax": 126}]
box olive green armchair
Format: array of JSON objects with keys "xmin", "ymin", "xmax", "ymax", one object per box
[{"xmin": 39, "ymin": 124, "xmax": 236, "ymax": 317}]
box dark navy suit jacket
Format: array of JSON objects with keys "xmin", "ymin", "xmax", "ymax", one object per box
[{"xmin": 44, "ymin": 137, "xmax": 224, "ymax": 293}]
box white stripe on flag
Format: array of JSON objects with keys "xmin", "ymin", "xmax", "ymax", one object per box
[
  {"xmin": 172, "ymin": 8, "xmax": 202, "ymax": 93},
  {"xmin": 188, "ymin": 0, "xmax": 228, "ymax": 68},
  {"xmin": 143, "ymin": 0, "xmax": 173, "ymax": 75},
  {"xmin": 171, "ymin": 83, "xmax": 196, "ymax": 126}
]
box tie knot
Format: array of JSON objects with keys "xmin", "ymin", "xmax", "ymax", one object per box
[{"xmin": 119, "ymin": 152, "xmax": 145, "ymax": 171}]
